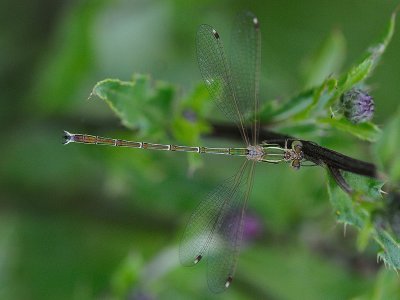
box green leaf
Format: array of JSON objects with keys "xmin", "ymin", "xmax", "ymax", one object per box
[
  {"xmin": 93, "ymin": 77, "xmax": 212, "ymax": 174},
  {"xmin": 327, "ymin": 173, "xmax": 368, "ymax": 228},
  {"xmin": 375, "ymin": 228, "xmax": 400, "ymax": 270},
  {"xmin": 345, "ymin": 172, "xmax": 385, "ymax": 203},
  {"xmin": 325, "ymin": 11, "xmax": 396, "ymax": 108},
  {"xmin": 301, "ymin": 30, "xmax": 346, "ymax": 89},
  {"xmin": 327, "ymin": 170, "xmax": 400, "ymax": 271},
  {"xmin": 329, "ymin": 171, "xmax": 384, "ymax": 205},
  {"xmin": 294, "ymin": 77, "xmax": 337, "ymax": 119},
  {"xmin": 260, "ymin": 89, "xmax": 314, "ymax": 122},
  {"xmin": 274, "ymin": 122, "xmax": 320, "ymax": 138},
  {"xmin": 319, "ymin": 117, "xmax": 381, "ymax": 142},
  {"xmin": 92, "ymin": 74, "xmax": 175, "ymax": 138}
]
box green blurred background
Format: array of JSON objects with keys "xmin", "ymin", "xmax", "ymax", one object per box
[{"xmin": 1, "ymin": 0, "xmax": 400, "ymax": 299}]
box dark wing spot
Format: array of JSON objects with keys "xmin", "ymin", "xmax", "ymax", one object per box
[
  {"xmin": 294, "ymin": 145, "xmax": 303, "ymax": 154},
  {"xmin": 225, "ymin": 276, "xmax": 233, "ymax": 288},
  {"xmin": 212, "ymin": 29, "xmax": 220, "ymax": 39},
  {"xmin": 253, "ymin": 17, "xmax": 259, "ymax": 29},
  {"xmin": 194, "ymin": 254, "xmax": 202, "ymax": 264}
]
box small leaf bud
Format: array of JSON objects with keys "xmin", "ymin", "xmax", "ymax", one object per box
[{"xmin": 340, "ymin": 88, "xmax": 374, "ymax": 124}]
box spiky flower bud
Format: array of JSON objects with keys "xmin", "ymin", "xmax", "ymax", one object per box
[{"xmin": 340, "ymin": 88, "xmax": 374, "ymax": 124}]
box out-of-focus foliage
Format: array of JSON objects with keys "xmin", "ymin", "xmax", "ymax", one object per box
[
  {"xmin": 1, "ymin": 1, "xmax": 400, "ymax": 299},
  {"xmin": 300, "ymin": 30, "xmax": 346, "ymax": 89},
  {"xmin": 260, "ymin": 12, "xmax": 396, "ymax": 142},
  {"xmin": 375, "ymin": 109, "xmax": 400, "ymax": 184}
]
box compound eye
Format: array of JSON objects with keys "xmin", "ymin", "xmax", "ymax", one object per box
[
  {"xmin": 299, "ymin": 152, "xmax": 304, "ymax": 160},
  {"xmin": 291, "ymin": 160, "xmax": 301, "ymax": 170},
  {"xmin": 291, "ymin": 140, "xmax": 303, "ymax": 152}
]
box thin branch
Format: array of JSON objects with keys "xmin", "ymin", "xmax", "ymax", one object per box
[
  {"xmin": 210, "ymin": 123, "xmax": 378, "ymax": 179},
  {"xmin": 327, "ymin": 165, "xmax": 354, "ymax": 195}
]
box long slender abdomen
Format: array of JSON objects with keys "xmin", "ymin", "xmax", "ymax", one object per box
[{"xmin": 63, "ymin": 131, "xmax": 249, "ymax": 157}]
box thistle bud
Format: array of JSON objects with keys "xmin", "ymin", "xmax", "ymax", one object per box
[{"xmin": 340, "ymin": 89, "xmax": 374, "ymax": 124}]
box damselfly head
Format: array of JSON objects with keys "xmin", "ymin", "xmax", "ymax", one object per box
[
  {"xmin": 283, "ymin": 140, "xmax": 304, "ymax": 169},
  {"xmin": 291, "ymin": 159, "xmax": 301, "ymax": 170},
  {"xmin": 291, "ymin": 140, "xmax": 303, "ymax": 152},
  {"xmin": 62, "ymin": 130, "xmax": 73, "ymax": 145}
]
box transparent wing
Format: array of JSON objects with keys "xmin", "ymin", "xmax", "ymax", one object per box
[
  {"xmin": 179, "ymin": 176, "xmax": 239, "ymax": 267},
  {"xmin": 179, "ymin": 161, "xmax": 256, "ymax": 293},
  {"xmin": 230, "ymin": 11, "xmax": 261, "ymax": 145},
  {"xmin": 207, "ymin": 161, "xmax": 255, "ymax": 293},
  {"xmin": 196, "ymin": 24, "xmax": 250, "ymax": 145}
]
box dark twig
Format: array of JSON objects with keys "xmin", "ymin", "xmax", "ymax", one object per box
[
  {"xmin": 327, "ymin": 165, "xmax": 354, "ymax": 194},
  {"xmin": 210, "ymin": 123, "xmax": 378, "ymax": 180}
]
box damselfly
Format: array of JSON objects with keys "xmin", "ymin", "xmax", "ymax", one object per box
[{"xmin": 64, "ymin": 11, "xmax": 305, "ymax": 293}]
